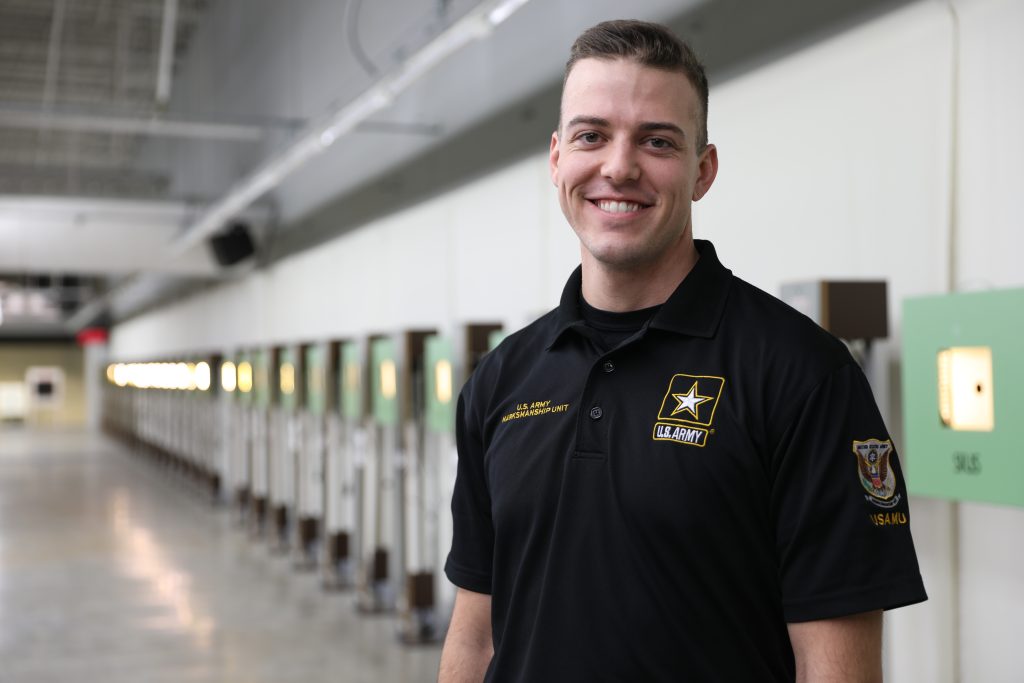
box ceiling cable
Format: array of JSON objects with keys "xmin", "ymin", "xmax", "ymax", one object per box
[{"xmin": 347, "ymin": 0, "xmax": 380, "ymax": 77}]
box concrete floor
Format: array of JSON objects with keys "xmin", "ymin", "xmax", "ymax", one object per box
[{"xmin": 0, "ymin": 427, "xmax": 443, "ymax": 683}]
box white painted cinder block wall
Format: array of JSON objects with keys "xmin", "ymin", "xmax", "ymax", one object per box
[{"xmin": 111, "ymin": 0, "xmax": 1024, "ymax": 679}]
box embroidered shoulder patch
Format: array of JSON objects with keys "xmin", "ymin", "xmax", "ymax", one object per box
[
  {"xmin": 853, "ymin": 438, "xmax": 901, "ymax": 509},
  {"xmin": 652, "ymin": 374, "xmax": 725, "ymax": 448}
]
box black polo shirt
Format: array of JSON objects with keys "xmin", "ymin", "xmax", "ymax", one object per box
[{"xmin": 445, "ymin": 240, "xmax": 926, "ymax": 682}]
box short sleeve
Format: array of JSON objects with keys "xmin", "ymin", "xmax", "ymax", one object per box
[
  {"xmin": 771, "ymin": 362, "xmax": 927, "ymax": 622},
  {"xmin": 444, "ymin": 382, "xmax": 495, "ymax": 594}
]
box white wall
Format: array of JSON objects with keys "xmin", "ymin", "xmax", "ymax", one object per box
[
  {"xmin": 111, "ymin": 0, "xmax": 1024, "ymax": 679},
  {"xmin": 946, "ymin": 1, "xmax": 1024, "ymax": 681}
]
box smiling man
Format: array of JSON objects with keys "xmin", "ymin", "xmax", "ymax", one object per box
[{"xmin": 439, "ymin": 20, "xmax": 926, "ymax": 683}]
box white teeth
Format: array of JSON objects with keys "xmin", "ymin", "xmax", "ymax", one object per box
[{"xmin": 596, "ymin": 200, "xmax": 642, "ymax": 213}]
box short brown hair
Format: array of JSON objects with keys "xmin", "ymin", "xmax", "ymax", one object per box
[{"xmin": 564, "ymin": 20, "xmax": 709, "ymax": 150}]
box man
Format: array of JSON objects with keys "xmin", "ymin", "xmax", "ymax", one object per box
[{"xmin": 439, "ymin": 20, "xmax": 926, "ymax": 682}]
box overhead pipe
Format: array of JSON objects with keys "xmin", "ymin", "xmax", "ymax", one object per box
[
  {"xmin": 0, "ymin": 109, "xmax": 265, "ymax": 141},
  {"xmin": 156, "ymin": 0, "xmax": 180, "ymax": 105},
  {"xmin": 42, "ymin": 0, "xmax": 67, "ymax": 109}
]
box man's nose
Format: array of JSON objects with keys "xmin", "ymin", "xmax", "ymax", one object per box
[{"xmin": 600, "ymin": 139, "xmax": 640, "ymax": 183}]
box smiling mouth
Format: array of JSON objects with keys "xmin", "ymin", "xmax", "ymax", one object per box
[{"xmin": 591, "ymin": 199, "xmax": 649, "ymax": 214}]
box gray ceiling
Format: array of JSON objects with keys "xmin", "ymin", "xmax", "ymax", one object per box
[
  {"xmin": 0, "ymin": 0, "xmax": 912, "ymax": 340},
  {"xmin": 0, "ymin": 0, "xmax": 212, "ymax": 198}
]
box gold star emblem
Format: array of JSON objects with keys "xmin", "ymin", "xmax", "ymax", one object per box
[{"xmin": 670, "ymin": 381, "xmax": 713, "ymax": 420}]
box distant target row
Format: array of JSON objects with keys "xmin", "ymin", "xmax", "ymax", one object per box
[{"xmin": 101, "ymin": 323, "xmax": 504, "ymax": 644}]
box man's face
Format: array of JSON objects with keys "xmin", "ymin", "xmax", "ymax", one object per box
[{"xmin": 550, "ymin": 58, "xmax": 716, "ymax": 272}]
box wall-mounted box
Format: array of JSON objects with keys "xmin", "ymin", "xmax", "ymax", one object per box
[
  {"xmin": 902, "ymin": 288, "xmax": 1024, "ymax": 507},
  {"xmin": 780, "ymin": 280, "xmax": 888, "ymax": 339}
]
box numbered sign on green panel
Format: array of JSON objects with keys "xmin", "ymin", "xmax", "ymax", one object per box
[
  {"xmin": 340, "ymin": 342, "xmax": 363, "ymax": 420},
  {"xmin": 371, "ymin": 337, "xmax": 398, "ymax": 426},
  {"xmin": 254, "ymin": 349, "xmax": 270, "ymax": 409},
  {"xmin": 305, "ymin": 346, "xmax": 326, "ymax": 416},
  {"xmin": 902, "ymin": 288, "xmax": 1024, "ymax": 508},
  {"xmin": 424, "ymin": 336, "xmax": 455, "ymax": 434},
  {"xmin": 279, "ymin": 347, "xmax": 298, "ymax": 412}
]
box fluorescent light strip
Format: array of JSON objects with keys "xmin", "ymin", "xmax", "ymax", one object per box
[{"xmin": 172, "ymin": 0, "xmax": 531, "ymax": 255}]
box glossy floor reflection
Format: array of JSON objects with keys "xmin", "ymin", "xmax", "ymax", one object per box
[{"xmin": 0, "ymin": 427, "xmax": 442, "ymax": 683}]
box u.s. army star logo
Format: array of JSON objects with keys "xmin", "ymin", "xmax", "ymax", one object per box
[
  {"xmin": 669, "ymin": 383, "xmax": 713, "ymax": 420},
  {"xmin": 653, "ymin": 374, "xmax": 725, "ymax": 447}
]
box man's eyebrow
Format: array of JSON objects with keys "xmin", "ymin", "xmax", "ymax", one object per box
[
  {"xmin": 638, "ymin": 121, "xmax": 687, "ymax": 138},
  {"xmin": 563, "ymin": 116, "xmax": 686, "ymax": 139},
  {"xmin": 564, "ymin": 115, "xmax": 611, "ymax": 129}
]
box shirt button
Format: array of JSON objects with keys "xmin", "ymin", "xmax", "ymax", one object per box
[
  {"xmin": 602, "ymin": 361, "xmax": 615, "ymax": 373},
  {"xmin": 589, "ymin": 406, "xmax": 603, "ymax": 420}
]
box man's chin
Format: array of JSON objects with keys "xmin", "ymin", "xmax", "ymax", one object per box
[
  {"xmin": 581, "ymin": 234, "xmax": 693, "ymax": 274},
  {"xmin": 583, "ymin": 244, "xmax": 654, "ymax": 272}
]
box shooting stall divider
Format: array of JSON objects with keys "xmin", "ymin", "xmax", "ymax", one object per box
[
  {"xmin": 189, "ymin": 357, "xmax": 220, "ymax": 501},
  {"xmin": 398, "ymin": 334, "xmax": 455, "ymax": 644},
  {"xmin": 295, "ymin": 343, "xmax": 326, "ymax": 568},
  {"xmin": 226, "ymin": 355, "xmax": 252, "ymax": 523},
  {"xmin": 250, "ymin": 349, "xmax": 271, "ymax": 538},
  {"xmin": 357, "ymin": 335, "xmax": 400, "ymax": 612},
  {"xmin": 271, "ymin": 346, "xmax": 299, "ymax": 553},
  {"xmin": 323, "ymin": 340, "xmax": 363, "ymax": 588}
]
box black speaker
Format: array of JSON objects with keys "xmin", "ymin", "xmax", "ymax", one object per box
[{"xmin": 209, "ymin": 222, "xmax": 255, "ymax": 266}]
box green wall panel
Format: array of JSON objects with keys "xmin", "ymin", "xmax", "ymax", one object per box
[
  {"xmin": 371, "ymin": 337, "xmax": 398, "ymax": 426},
  {"xmin": 902, "ymin": 288, "xmax": 1024, "ymax": 507},
  {"xmin": 279, "ymin": 347, "xmax": 298, "ymax": 412},
  {"xmin": 340, "ymin": 342, "xmax": 363, "ymax": 420},
  {"xmin": 305, "ymin": 346, "xmax": 325, "ymax": 415},
  {"xmin": 241, "ymin": 353, "xmax": 252, "ymax": 405},
  {"xmin": 424, "ymin": 336, "xmax": 455, "ymax": 433},
  {"xmin": 488, "ymin": 329, "xmax": 506, "ymax": 351}
]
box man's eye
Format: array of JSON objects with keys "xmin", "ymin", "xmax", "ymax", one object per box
[
  {"xmin": 577, "ymin": 132, "xmax": 601, "ymax": 144},
  {"xmin": 646, "ymin": 137, "xmax": 674, "ymax": 149}
]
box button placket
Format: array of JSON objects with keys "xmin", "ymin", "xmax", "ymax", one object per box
[{"xmin": 572, "ymin": 353, "xmax": 614, "ymax": 457}]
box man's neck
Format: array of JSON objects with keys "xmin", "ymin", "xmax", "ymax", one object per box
[{"xmin": 580, "ymin": 239, "xmax": 700, "ymax": 312}]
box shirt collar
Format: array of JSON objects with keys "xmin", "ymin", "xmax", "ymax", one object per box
[{"xmin": 546, "ymin": 239, "xmax": 732, "ymax": 349}]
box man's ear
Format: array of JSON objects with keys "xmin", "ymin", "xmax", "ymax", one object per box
[
  {"xmin": 692, "ymin": 143, "xmax": 718, "ymax": 201},
  {"xmin": 549, "ymin": 131, "xmax": 560, "ymax": 187}
]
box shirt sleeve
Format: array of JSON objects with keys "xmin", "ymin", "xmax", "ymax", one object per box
[
  {"xmin": 444, "ymin": 381, "xmax": 495, "ymax": 594},
  {"xmin": 771, "ymin": 361, "xmax": 928, "ymax": 622}
]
